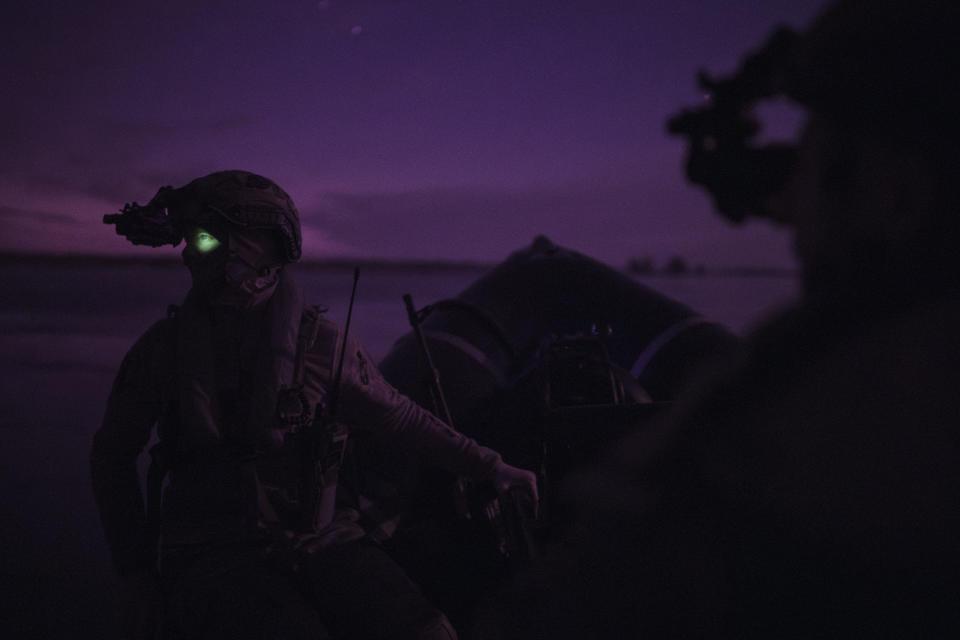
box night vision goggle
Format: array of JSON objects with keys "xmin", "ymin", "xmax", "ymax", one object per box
[
  {"xmin": 667, "ymin": 27, "xmax": 802, "ymax": 223},
  {"xmin": 102, "ymin": 185, "xmax": 187, "ymax": 248},
  {"xmin": 103, "ymin": 186, "xmax": 238, "ymax": 252}
]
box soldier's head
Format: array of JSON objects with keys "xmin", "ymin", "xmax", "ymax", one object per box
[
  {"xmin": 174, "ymin": 170, "xmax": 302, "ymax": 307},
  {"xmin": 784, "ymin": 0, "xmax": 960, "ymax": 298}
]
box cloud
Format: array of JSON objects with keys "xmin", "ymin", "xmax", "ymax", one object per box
[
  {"xmin": 0, "ymin": 160, "xmax": 796, "ymax": 269},
  {"xmin": 298, "ymin": 180, "xmax": 797, "ymax": 268},
  {"xmin": 1, "ymin": 114, "xmax": 260, "ymax": 204},
  {"xmin": 0, "ymin": 205, "xmax": 79, "ymax": 226},
  {"xmin": 299, "ymin": 223, "xmax": 362, "ymax": 257}
]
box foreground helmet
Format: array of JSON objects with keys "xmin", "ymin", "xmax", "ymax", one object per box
[
  {"xmin": 181, "ymin": 170, "xmax": 303, "ymax": 263},
  {"xmin": 667, "ymin": 0, "xmax": 960, "ymax": 223},
  {"xmin": 789, "ymin": 1, "xmax": 959, "ymax": 139}
]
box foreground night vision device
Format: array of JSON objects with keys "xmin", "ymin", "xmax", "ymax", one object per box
[
  {"xmin": 667, "ymin": 27, "xmax": 800, "ymax": 222},
  {"xmin": 102, "ymin": 185, "xmax": 184, "ymax": 248}
]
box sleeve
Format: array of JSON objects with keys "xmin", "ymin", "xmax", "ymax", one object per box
[
  {"xmin": 89, "ymin": 321, "xmax": 171, "ymax": 576},
  {"xmin": 311, "ymin": 333, "xmax": 503, "ymax": 480}
]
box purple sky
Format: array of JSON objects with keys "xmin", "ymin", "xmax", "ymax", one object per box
[{"xmin": 2, "ymin": 0, "xmax": 827, "ymax": 268}]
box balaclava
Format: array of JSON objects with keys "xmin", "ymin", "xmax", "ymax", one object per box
[{"xmin": 181, "ymin": 220, "xmax": 285, "ymax": 309}]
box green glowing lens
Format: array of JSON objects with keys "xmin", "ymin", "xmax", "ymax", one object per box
[{"xmin": 193, "ymin": 229, "xmax": 221, "ymax": 254}]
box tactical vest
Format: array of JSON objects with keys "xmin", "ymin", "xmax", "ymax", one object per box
[{"xmin": 147, "ymin": 303, "xmax": 350, "ymax": 544}]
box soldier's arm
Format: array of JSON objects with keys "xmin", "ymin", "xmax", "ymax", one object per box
[
  {"xmin": 90, "ymin": 321, "xmax": 170, "ymax": 576},
  {"xmin": 331, "ymin": 336, "xmax": 504, "ymax": 480}
]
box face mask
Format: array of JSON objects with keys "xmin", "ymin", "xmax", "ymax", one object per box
[{"xmin": 182, "ymin": 226, "xmax": 283, "ymax": 309}]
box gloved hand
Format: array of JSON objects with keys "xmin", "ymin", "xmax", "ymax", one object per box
[
  {"xmin": 489, "ymin": 462, "xmax": 539, "ymax": 519},
  {"xmin": 121, "ymin": 569, "xmax": 163, "ymax": 640}
]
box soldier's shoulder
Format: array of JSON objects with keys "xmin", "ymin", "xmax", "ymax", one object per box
[
  {"xmin": 300, "ymin": 303, "xmax": 341, "ymax": 349},
  {"xmin": 298, "ymin": 304, "xmax": 368, "ymax": 360},
  {"xmin": 127, "ymin": 313, "xmax": 178, "ymax": 352},
  {"xmin": 111, "ymin": 314, "xmax": 178, "ymax": 393},
  {"xmin": 301, "ymin": 302, "xmax": 330, "ymax": 323}
]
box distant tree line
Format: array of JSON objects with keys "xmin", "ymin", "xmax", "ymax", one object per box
[{"xmin": 627, "ymin": 254, "xmax": 705, "ymax": 276}]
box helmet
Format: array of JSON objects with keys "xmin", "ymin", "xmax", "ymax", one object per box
[
  {"xmin": 180, "ymin": 170, "xmax": 303, "ymax": 263},
  {"xmin": 666, "ymin": 0, "xmax": 960, "ymax": 223},
  {"xmin": 789, "ymin": 1, "xmax": 960, "ymax": 138}
]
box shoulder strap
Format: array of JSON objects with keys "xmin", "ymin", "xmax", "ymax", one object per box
[{"xmin": 293, "ymin": 305, "xmax": 325, "ymax": 389}]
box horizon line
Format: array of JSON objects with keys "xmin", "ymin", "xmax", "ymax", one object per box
[
  {"xmin": 0, "ymin": 250, "xmax": 798, "ymax": 277},
  {"xmin": 0, "ymin": 250, "xmax": 494, "ymax": 272}
]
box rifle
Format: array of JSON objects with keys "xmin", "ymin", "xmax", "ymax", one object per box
[{"xmin": 299, "ymin": 268, "xmax": 359, "ymax": 532}]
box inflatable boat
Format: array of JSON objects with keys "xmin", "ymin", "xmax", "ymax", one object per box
[{"xmin": 346, "ymin": 236, "xmax": 741, "ymax": 627}]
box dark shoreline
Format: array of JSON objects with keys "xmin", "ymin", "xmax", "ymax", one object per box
[
  {"xmin": 0, "ymin": 251, "xmax": 493, "ymax": 273},
  {"xmin": 0, "ymin": 251, "xmax": 798, "ymax": 277}
]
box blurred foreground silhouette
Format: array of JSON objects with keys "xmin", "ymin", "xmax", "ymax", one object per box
[{"xmin": 492, "ymin": 1, "xmax": 960, "ymax": 637}]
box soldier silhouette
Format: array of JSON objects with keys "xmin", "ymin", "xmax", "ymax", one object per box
[
  {"xmin": 92, "ymin": 170, "xmax": 538, "ymax": 639},
  {"xmin": 494, "ymin": 1, "xmax": 960, "ymax": 637}
]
